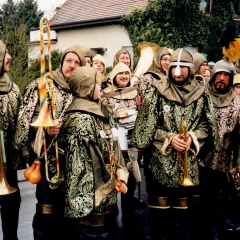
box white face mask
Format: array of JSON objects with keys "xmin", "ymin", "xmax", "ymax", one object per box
[
  {"xmin": 174, "ymin": 48, "xmax": 183, "ymax": 76},
  {"xmin": 169, "ymin": 48, "xmax": 194, "ymax": 76}
]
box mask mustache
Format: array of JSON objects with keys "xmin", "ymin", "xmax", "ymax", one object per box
[{"xmin": 216, "ymin": 81, "xmax": 226, "ymax": 86}]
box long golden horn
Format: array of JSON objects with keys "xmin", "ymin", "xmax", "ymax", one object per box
[
  {"xmin": 30, "ymin": 17, "xmax": 60, "ymax": 184},
  {"xmin": 178, "ymin": 121, "xmax": 194, "ymax": 187},
  {"xmin": 0, "ymin": 131, "xmax": 17, "ymax": 195},
  {"xmin": 31, "ymin": 17, "xmax": 56, "ymax": 127},
  {"xmin": 130, "ymin": 42, "xmax": 160, "ymax": 86}
]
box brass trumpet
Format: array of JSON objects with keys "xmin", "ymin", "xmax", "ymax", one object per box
[
  {"xmin": 30, "ymin": 17, "xmax": 60, "ymax": 184},
  {"xmin": 0, "ymin": 130, "xmax": 17, "ymax": 195},
  {"xmin": 178, "ymin": 121, "xmax": 194, "ymax": 187},
  {"xmin": 31, "ymin": 17, "xmax": 56, "ymax": 128}
]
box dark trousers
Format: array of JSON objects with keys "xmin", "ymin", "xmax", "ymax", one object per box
[
  {"xmin": 149, "ymin": 208, "xmax": 186, "ymax": 240},
  {"xmin": 1, "ymin": 196, "xmax": 20, "ymax": 240},
  {"xmin": 33, "ymin": 213, "xmax": 78, "ymax": 240},
  {"xmin": 146, "ymin": 177, "xmax": 203, "ymax": 240},
  {"xmin": 121, "ymin": 148, "xmax": 138, "ymax": 222},
  {"xmin": 0, "ymin": 170, "xmax": 21, "ymax": 240},
  {"xmin": 121, "ymin": 172, "xmax": 136, "ymax": 214},
  {"xmin": 75, "ymin": 211, "xmax": 117, "ymax": 240},
  {"xmin": 75, "ymin": 224, "xmax": 112, "ymax": 240},
  {"xmin": 32, "ymin": 148, "xmax": 67, "ymax": 240},
  {"xmin": 148, "ymin": 199, "xmax": 203, "ymax": 240},
  {"xmin": 200, "ymin": 167, "xmax": 240, "ymax": 240}
]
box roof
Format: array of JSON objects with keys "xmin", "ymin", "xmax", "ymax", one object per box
[{"xmin": 50, "ymin": 0, "xmax": 148, "ymax": 30}]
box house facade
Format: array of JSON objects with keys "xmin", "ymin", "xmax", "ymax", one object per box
[{"xmin": 28, "ymin": 0, "xmax": 148, "ymax": 68}]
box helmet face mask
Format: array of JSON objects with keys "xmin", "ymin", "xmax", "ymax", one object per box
[
  {"xmin": 170, "ymin": 48, "xmax": 194, "ymax": 70},
  {"xmin": 168, "ymin": 48, "xmax": 194, "ymax": 81}
]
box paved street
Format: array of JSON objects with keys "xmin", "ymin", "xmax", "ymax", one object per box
[{"xmin": 0, "ymin": 168, "xmax": 149, "ymax": 240}]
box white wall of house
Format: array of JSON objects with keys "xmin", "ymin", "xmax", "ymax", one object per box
[{"xmin": 28, "ymin": 24, "xmax": 133, "ymax": 68}]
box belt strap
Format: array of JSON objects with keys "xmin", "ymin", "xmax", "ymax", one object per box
[
  {"xmin": 36, "ymin": 203, "xmax": 54, "ymax": 214},
  {"xmin": 79, "ymin": 205, "xmax": 112, "ymax": 227}
]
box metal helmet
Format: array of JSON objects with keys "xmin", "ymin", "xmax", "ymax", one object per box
[
  {"xmin": 210, "ymin": 59, "xmax": 235, "ymax": 83},
  {"xmin": 169, "ymin": 48, "xmax": 194, "ymax": 80}
]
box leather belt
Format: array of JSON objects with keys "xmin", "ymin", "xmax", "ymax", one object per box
[
  {"xmin": 36, "ymin": 203, "xmax": 54, "ymax": 214},
  {"xmin": 79, "ymin": 205, "xmax": 112, "ymax": 227}
]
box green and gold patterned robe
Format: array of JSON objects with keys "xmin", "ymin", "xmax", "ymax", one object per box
[
  {"xmin": 58, "ymin": 67, "xmax": 129, "ymax": 219},
  {"xmin": 58, "ymin": 111, "xmax": 128, "ymax": 218},
  {"xmin": 130, "ymin": 79, "xmax": 218, "ymax": 188},
  {"xmin": 0, "ymin": 80, "xmax": 23, "ymax": 171}
]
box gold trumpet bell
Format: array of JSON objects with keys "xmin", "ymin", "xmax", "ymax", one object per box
[
  {"xmin": 181, "ymin": 177, "xmax": 194, "ymax": 187},
  {"xmin": 0, "ymin": 131, "xmax": 16, "ymax": 195},
  {"xmin": 30, "ymin": 102, "xmax": 57, "ymax": 127},
  {"xmin": 0, "ymin": 168, "xmax": 17, "ymax": 195},
  {"xmin": 31, "ymin": 76, "xmax": 57, "ymax": 127}
]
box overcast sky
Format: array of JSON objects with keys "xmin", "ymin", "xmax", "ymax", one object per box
[{"xmin": 36, "ymin": 0, "xmax": 66, "ymax": 12}]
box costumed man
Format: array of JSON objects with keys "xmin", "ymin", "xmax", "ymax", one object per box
[
  {"xmin": 101, "ymin": 48, "xmax": 132, "ymax": 90},
  {"xmin": 193, "ymin": 52, "xmax": 208, "ymax": 86},
  {"xmin": 13, "ymin": 45, "xmax": 87, "ymax": 240},
  {"xmin": 58, "ymin": 67, "xmax": 128, "ymax": 239},
  {"xmin": 101, "ymin": 47, "xmax": 134, "ymax": 216},
  {"xmin": 130, "ymin": 48, "xmax": 218, "ymax": 240},
  {"xmin": 0, "ymin": 40, "xmax": 23, "ymax": 240},
  {"xmin": 101, "ymin": 62, "xmax": 142, "ymax": 225},
  {"xmin": 136, "ymin": 46, "xmax": 172, "ymax": 98},
  {"xmin": 200, "ymin": 59, "xmax": 240, "ymax": 239}
]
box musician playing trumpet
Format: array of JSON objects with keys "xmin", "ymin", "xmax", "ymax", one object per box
[{"xmin": 130, "ymin": 48, "xmax": 218, "ymax": 240}]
